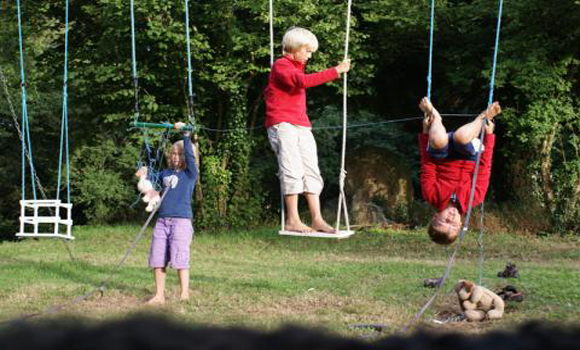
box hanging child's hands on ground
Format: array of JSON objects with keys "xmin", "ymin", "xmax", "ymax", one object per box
[{"xmin": 335, "ymin": 59, "xmax": 351, "ymax": 75}]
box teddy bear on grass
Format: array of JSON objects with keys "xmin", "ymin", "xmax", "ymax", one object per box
[
  {"xmin": 454, "ymin": 279, "xmax": 504, "ymax": 321},
  {"xmin": 135, "ymin": 166, "xmax": 160, "ymax": 212}
]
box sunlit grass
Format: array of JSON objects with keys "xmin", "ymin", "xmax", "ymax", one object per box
[{"xmin": 0, "ymin": 225, "xmax": 578, "ymax": 336}]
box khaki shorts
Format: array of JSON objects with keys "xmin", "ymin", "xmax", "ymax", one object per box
[{"xmin": 267, "ymin": 122, "xmax": 323, "ymax": 195}]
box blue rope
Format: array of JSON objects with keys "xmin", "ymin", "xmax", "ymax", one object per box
[
  {"xmin": 426, "ymin": 0, "xmax": 435, "ymax": 100},
  {"xmin": 184, "ymin": 0, "xmax": 195, "ymax": 126},
  {"xmin": 487, "ymin": 0, "xmax": 503, "ymax": 106},
  {"xmin": 130, "ymin": 0, "xmax": 140, "ymax": 121},
  {"xmin": 477, "ymin": 0, "xmax": 503, "ymax": 285},
  {"xmin": 57, "ymin": 0, "xmax": 71, "ymax": 203},
  {"xmin": 17, "ymin": 0, "xmax": 37, "ymax": 201}
]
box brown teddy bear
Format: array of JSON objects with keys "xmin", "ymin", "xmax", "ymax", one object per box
[{"xmin": 454, "ymin": 279, "xmax": 504, "ymax": 321}]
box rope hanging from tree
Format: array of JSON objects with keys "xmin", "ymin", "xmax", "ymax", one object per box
[{"xmin": 16, "ymin": 0, "xmax": 36, "ymax": 201}]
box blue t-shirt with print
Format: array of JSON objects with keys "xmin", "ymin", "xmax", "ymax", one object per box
[{"xmin": 157, "ymin": 136, "xmax": 197, "ymax": 219}]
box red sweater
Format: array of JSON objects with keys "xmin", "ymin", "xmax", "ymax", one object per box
[
  {"xmin": 264, "ymin": 56, "xmax": 339, "ymax": 128},
  {"xmin": 419, "ymin": 133, "xmax": 495, "ymax": 214}
]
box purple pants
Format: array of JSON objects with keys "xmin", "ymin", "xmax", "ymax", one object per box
[{"xmin": 149, "ymin": 217, "xmax": 193, "ymax": 269}]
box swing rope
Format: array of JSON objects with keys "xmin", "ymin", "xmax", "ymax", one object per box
[
  {"xmin": 334, "ymin": 0, "xmax": 353, "ymax": 233},
  {"xmin": 16, "ymin": 0, "xmax": 72, "ymax": 204},
  {"xmin": 426, "ymin": 0, "xmax": 435, "ymax": 100},
  {"xmin": 56, "ymin": 0, "xmax": 71, "ymax": 204},
  {"xmin": 130, "ymin": 0, "xmax": 140, "ymax": 124},
  {"xmin": 16, "ymin": 0, "xmax": 37, "ymax": 201},
  {"xmin": 267, "ymin": 0, "xmax": 286, "ymax": 233},
  {"xmin": 129, "ymin": 0, "xmax": 171, "ymax": 188},
  {"xmin": 406, "ymin": 0, "xmax": 504, "ymax": 329},
  {"xmin": 184, "ymin": 0, "xmax": 196, "ymax": 129},
  {"xmin": 130, "ymin": 0, "xmax": 197, "ymax": 182},
  {"xmin": 477, "ymin": 0, "xmax": 503, "ymax": 284},
  {"xmin": 269, "ymin": 0, "xmax": 274, "ymax": 67}
]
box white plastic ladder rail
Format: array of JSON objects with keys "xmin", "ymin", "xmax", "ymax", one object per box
[{"xmin": 16, "ymin": 200, "xmax": 74, "ymax": 240}]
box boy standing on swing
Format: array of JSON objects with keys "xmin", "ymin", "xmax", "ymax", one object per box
[
  {"xmin": 419, "ymin": 97, "xmax": 501, "ymax": 244},
  {"xmin": 265, "ymin": 27, "xmax": 350, "ymax": 233}
]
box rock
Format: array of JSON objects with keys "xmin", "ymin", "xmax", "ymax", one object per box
[{"xmin": 345, "ymin": 146, "xmax": 413, "ymax": 225}]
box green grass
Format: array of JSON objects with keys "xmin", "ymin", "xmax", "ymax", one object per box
[{"xmin": 0, "ymin": 226, "xmax": 579, "ymax": 336}]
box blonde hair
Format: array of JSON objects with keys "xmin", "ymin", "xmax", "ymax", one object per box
[
  {"xmin": 166, "ymin": 140, "xmax": 194, "ymax": 170},
  {"xmin": 282, "ymin": 27, "xmax": 318, "ymax": 54}
]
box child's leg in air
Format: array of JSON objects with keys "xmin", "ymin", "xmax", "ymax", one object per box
[
  {"xmin": 454, "ymin": 103, "xmax": 501, "ymax": 145},
  {"xmin": 454, "ymin": 114, "xmax": 486, "ymax": 145},
  {"xmin": 419, "ymin": 97, "xmax": 447, "ymax": 149}
]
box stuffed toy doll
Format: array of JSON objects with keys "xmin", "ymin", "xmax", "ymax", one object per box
[
  {"xmin": 135, "ymin": 167, "xmax": 161, "ymax": 212},
  {"xmin": 454, "ymin": 279, "xmax": 504, "ymax": 321}
]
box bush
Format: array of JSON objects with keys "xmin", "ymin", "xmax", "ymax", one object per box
[{"xmin": 71, "ymin": 137, "xmax": 140, "ymax": 224}]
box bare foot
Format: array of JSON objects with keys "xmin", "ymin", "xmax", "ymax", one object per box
[
  {"xmin": 180, "ymin": 293, "xmax": 189, "ymax": 302},
  {"xmin": 285, "ymin": 221, "xmax": 314, "ymax": 233},
  {"xmin": 311, "ymin": 219, "xmax": 336, "ymax": 233},
  {"xmin": 419, "ymin": 97, "xmax": 434, "ymax": 115},
  {"xmin": 486, "ymin": 102, "xmax": 502, "ymax": 120},
  {"xmin": 146, "ymin": 295, "xmax": 165, "ymax": 305}
]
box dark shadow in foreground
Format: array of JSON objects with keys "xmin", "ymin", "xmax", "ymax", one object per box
[{"xmin": 1, "ymin": 314, "xmax": 579, "ymax": 350}]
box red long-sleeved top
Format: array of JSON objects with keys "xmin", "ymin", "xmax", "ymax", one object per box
[
  {"xmin": 264, "ymin": 56, "xmax": 339, "ymax": 128},
  {"xmin": 419, "ymin": 133, "xmax": 495, "ymax": 214}
]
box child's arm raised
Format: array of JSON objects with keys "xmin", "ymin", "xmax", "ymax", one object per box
[
  {"xmin": 472, "ymin": 103, "xmax": 501, "ymax": 206},
  {"xmin": 174, "ymin": 122, "xmax": 198, "ymax": 181}
]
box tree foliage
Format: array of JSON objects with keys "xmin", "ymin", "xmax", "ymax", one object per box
[{"xmin": 1, "ymin": 0, "xmax": 579, "ymax": 236}]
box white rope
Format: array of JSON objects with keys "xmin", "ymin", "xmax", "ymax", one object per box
[
  {"xmin": 335, "ymin": 0, "xmax": 353, "ymax": 233},
  {"xmin": 268, "ymin": 0, "xmax": 285, "ymax": 233},
  {"xmin": 269, "ymin": 0, "xmax": 274, "ymax": 67}
]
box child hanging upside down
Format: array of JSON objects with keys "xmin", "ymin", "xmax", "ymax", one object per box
[
  {"xmin": 419, "ymin": 97, "xmax": 501, "ymax": 244},
  {"xmin": 265, "ymin": 27, "xmax": 350, "ymax": 233}
]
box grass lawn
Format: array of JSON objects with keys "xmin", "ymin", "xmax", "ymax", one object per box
[{"xmin": 0, "ymin": 225, "xmax": 579, "ymax": 336}]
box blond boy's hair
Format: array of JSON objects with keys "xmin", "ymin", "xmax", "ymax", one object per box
[{"xmin": 282, "ymin": 27, "xmax": 319, "ymax": 54}]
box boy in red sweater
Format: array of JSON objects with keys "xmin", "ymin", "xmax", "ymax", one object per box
[
  {"xmin": 265, "ymin": 27, "xmax": 350, "ymax": 233},
  {"xmin": 419, "ymin": 97, "xmax": 501, "ymax": 244}
]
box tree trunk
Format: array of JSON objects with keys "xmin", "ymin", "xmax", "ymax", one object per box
[{"xmin": 539, "ymin": 129, "xmax": 557, "ymax": 213}]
